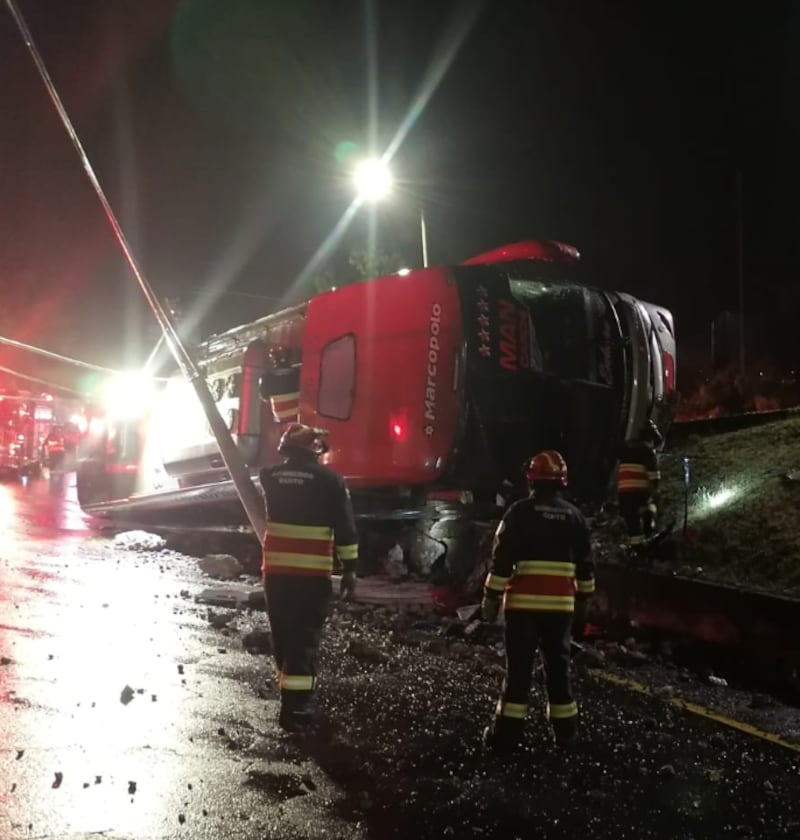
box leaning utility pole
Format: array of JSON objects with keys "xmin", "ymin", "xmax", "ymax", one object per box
[{"xmin": 5, "ymin": 0, "xmax": 267, "ymax": 542}]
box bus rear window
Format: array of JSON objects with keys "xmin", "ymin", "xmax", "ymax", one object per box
[{"xmin": 318, "ymin": 334, "xmax": 356, "ymax": 420}]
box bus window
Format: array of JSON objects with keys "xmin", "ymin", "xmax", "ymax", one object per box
[{"xmin": 318, "ymin": 334, "xmax": 356, "ymax": 420}]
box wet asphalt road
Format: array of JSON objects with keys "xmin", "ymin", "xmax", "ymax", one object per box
[
  {"xmin": 1, "ymin": 473, "xmax": 800, "ymax": 839},
  {"xmin": 0, "ymin": 473, "xmax": 363, "ymax": 840}
]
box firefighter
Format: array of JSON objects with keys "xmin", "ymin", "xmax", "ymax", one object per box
[
  {"xmin": 43, "ymin": 426, "xmax": 66, "ymax": 472},
  {"xmin": 260, "ymin": 345, "xmax": 301, "ymax": 424},
  {"xmin": 616, "ymin": 419, "xmax": 663, "ymax": 550},
  {"xmin": 481, "ymin": 450, "xmax": 595, "ymax": 753},
  {"xmin": 259, "ymin": 423, "xmax": 359, "ymax": 732}
]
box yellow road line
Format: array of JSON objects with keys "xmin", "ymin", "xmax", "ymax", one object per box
[{"xmin": 591, "ymin": 669, "xmax": 800, "ymax": 754}]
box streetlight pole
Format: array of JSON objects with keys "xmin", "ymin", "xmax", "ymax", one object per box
[
  {"xmin": 354, "ymin": 158, "xmax": 430, "ymax": 269},
  {"xmin": 420, "ymin": 204, "xmax": 429, "ymax": 268},
  {"xmin": 736, "ymin": 170, "xmax": 745, "ymax": 379}
]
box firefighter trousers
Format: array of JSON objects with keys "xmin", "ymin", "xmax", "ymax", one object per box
[
  {"xmin": 619, "ymin": 492, "xmax": 657, "ymax": 546},
  {"xmin": 493, "ymin": 611, "xmax": 577, "ymax": 747},
  {"xmin": 264, "ymin": 575, "xmax": 331, "ymax": 717}
]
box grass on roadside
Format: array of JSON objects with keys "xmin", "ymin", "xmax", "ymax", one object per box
[{"xmin": 657, "ymin": 416, "xmax": 800, "ymax": 595}]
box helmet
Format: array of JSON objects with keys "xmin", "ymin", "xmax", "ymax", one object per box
[
  {"xmin": 641, "ymin": 420, "xmax": 664, "ymax": 446},
  {"xmin": 524, "ymin": 450, "xmax": 568, "ymax": 485},
  {"xmin": 278, "ymin": 423, "xmax": 329, "ymax": 456}
]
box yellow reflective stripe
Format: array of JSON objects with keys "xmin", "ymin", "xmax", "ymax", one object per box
[
  {"xmin": 496, "ymin": 700, "xmax": 528, "ymax": 719},
  {"xmin": 279, "ymin": 674, "xmax": 314, "ymax": 691},
  {"xmin": 273, "ymin": 392, "xmax": 300, "ymax": 402},
  {"xmin": 267, "ymin": 522, "xmax": 333, "ymax": 540},
  {"xmin": 619, "ymin": 480, "xmax": 650, "ymax": 490},
  {"xmin": 626, "ymin": 535, "xmax": 646, "ymax": 545},
  {"xmin": 647, "ymin": 471, "xmax": 660, "ymax": 481},
  {"xmin": 619, "ymin": 462, "xmax": 648, "ymax": 473},
  {"xmin": 485, "ymin": 573, "xmax": 510, "ymax": 592},
  {"xmin": 265, "ymin": 552, "xmax": 333, "ymax": 570},
  {"xmin": 336, "ymin": 543, "xmax": 359, "ymax": 560},
  {"xmin": 576, "ymin": 578, "xmax": 595, "ymax": 594},
  {"xmin": 274, "ymin": 408, "xmax": 299, "ymax": 420},
  {"xmin": 516, "ymin": 561, "xmax": 576, "ymax": 576},
  {"xmin": 505, "ymin": 594, "xmax": 574, "ymax": 611},
  {"xmin": 548, "ymin": 701, "xmax": 578, "ymax": 720}
]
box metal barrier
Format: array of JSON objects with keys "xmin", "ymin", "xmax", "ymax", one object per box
[{"xmin": 594, "ymin": 560, "xmax": 800, "ymax": 668}]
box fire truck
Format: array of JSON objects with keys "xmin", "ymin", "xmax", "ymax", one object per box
[
  {"xmin": 0, "ymin": 390, "xmax": 83, "ymax": 477},
  {"xmin": 76, "ymin": 241, "xmax": 676, "ymax": 580}
]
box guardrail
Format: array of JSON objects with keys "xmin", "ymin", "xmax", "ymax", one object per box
[
  {"xmin": 594, "ymin": 560, "xmax": 800, "ymax": 671},
  {"xmin": 668, "ymin": 405, "xmax": 800, "ymax": 440}
]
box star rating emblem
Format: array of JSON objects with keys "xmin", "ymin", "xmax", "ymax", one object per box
[
  {"xmin": 477, "ymin": 314, "xmax": 490, "ymax": 328},
  {"xmin": 478, "ymin": 329, "xmax": 490, "ymax": 343},
  {"xmin": 478, "ymin": 344, "xmax": 491, "ymax": 358},
  {"xmin": 477, "ymin": 285, "xmax": 488, "ymax": 298},
  {"xmin": 477, "ymin": 300, "xmax": 489, "ymax": 313}
]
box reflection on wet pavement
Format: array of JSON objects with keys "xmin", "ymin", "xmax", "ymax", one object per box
[{"xmin": 0, "ymin": 472, "xmax": 356, "ymax": 839}]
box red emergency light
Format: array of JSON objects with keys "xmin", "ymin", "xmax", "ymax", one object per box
[{"xmin": 389, "ymin": 415, "xmax": 408, "ymax": 442}]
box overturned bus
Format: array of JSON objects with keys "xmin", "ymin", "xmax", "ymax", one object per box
[{"xmin": 77, "ymin": 240, "xmax": 676, "ymax": 582}]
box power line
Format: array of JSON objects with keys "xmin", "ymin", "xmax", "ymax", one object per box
[
  {"xmin": 0, "ymin": 365, "xmax": 83, "ymax": 396},
  {"xmin": 0, "ymin": 334, "xmax": 120, "ymax": 374},
  {"xmin": 0, "ymin": 335, "xmax": 168, "ymax": 381}
]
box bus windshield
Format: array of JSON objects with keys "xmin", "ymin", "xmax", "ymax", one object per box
[{"xmin": 508, "ymin": 277, "xmax": 615, "ymax": 386}]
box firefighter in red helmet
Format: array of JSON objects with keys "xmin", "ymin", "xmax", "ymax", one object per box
[
  {"xmin": 260, "ymin": 345, "xmax": 301, "ymax": 424},
  {"xmin": 616, "ymin": 419, "xmax": 664, "ymax": 551},
  {"xmin": 481, "ymin": 450, "xmax": 595, "ymax": 752},
  {"xmin": 259, "ymin": 423, "xmax": 359, "ymax": 732}
]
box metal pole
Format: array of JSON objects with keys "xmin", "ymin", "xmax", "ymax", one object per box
[
  {"xmin": 736, "ymin": 171, "xmax": 745, "ymax": 379},
  {"xmin": 6, "ymin": 0, "xmax": 267, "ymax": 542},
  {"xmin": 710, "ymin": 319, "xmax": 715, "ymax": 371},
  {"xmin": 420, "ymin": 204, "xmax": 429, "ymax": 268}
]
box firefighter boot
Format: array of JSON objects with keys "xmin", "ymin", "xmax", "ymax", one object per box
[
  {"xmin": 482, "ymin": 718, "xmax": 523, "ymax": 754},
  {"xmin": 278, "ymin": 705, "xmax": 315, "ymax": 733},
  {"xmin": 551, "ymin": 716, "xmax": 577, "ymax": 750}
]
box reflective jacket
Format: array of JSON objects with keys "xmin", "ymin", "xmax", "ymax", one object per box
[
  {"xmin": 484, "ymin": 492, "xmax": 594, "ymax": 613},
  {"xmin": 259, "ymin": 453, "xmax": 358, "ymax": 579},
  {"xmin": 617, "ymin": 439, "xmax": 659, "ymax": 495}
]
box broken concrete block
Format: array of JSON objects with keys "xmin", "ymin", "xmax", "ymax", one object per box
[
  {"xmin": 113, "ymin": 530, "xmax": 166, "ymax": 551},
  {"xmin": 198, "ymin": 554, "xmax": 243, "ymax": 580}
]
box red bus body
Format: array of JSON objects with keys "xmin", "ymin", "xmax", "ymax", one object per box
[
  {"xmin": 301, "ymin": 268, "xmax": 462, "ymax": 487},
  {"xmin": 76, "ymin": 241, "xmax": 677, "ymax": 533}
]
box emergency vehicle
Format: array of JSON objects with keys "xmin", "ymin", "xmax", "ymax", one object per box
[
  {"xmin": 0, "ymin": 391, "xmax": 80, "ymax": 477},
  {"xmin": 76, "ymin": 241, "xmax": 677, "ymax": 571}
]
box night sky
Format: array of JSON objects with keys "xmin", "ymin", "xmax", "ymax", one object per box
[{"xmin": 2, "ymin": 0, "xmax": 799, "ymax": 390}]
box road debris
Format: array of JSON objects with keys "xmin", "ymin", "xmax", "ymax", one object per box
[
  {"xmin": 242, "ymin": 629, "xmax": 273, "ymax": 655},
  {"xmin": 113, "ymin": 530, "xmax": 166, "ymax": 551},
  {"xmin": 198, "ymin": 553, "xmax": 243, "ymax": 580}
]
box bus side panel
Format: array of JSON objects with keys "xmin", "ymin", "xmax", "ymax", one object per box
[{"xmin": 300, "ymin": 269, "xmax": 463, "ymax": 487}]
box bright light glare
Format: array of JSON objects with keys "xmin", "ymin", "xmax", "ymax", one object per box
[
  {"xmin": 705, "ymin": 488, "xmax": 736, "ymax": 509},
  {"xmin": 102, "ymin": 373, "xmax": 157, "ymax": 420},
  {"xmin": 397, "ymin": 267, "xmax": 411, "ymax": 276},
  {"xmin": 354, "ymin": 159, "xmax": 392, "ymax": 202},
  {"xmin": 692, "ymin": 482, "xmax": 745, "ymax": 520}
]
